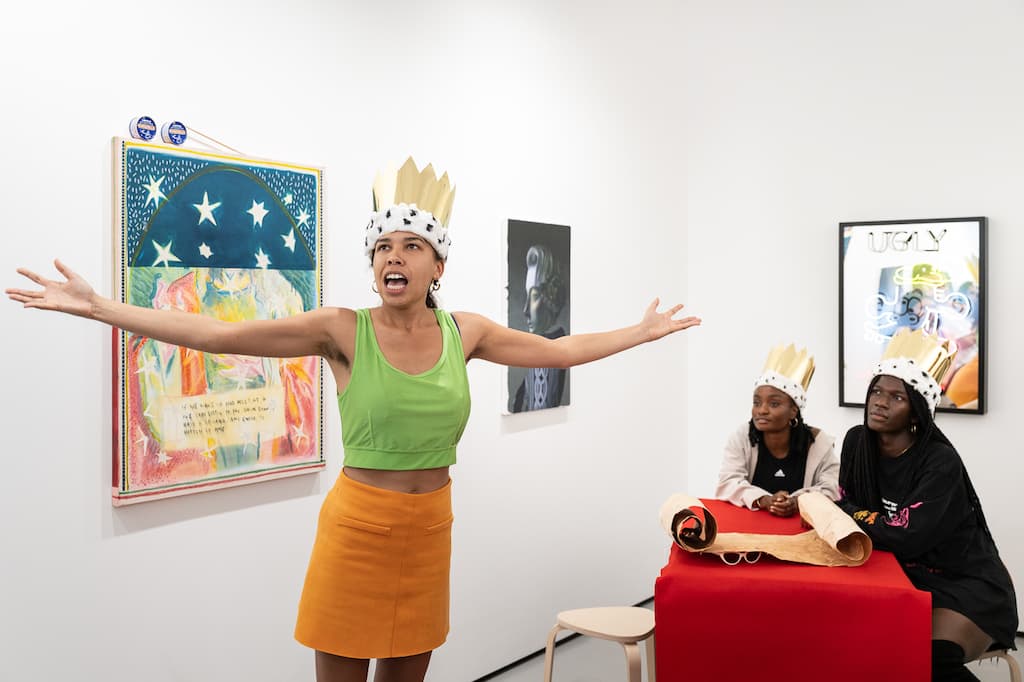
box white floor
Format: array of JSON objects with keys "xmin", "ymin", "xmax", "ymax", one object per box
[{"xmin": 481, "ymin": 634, "xmax": 1023, "ymax": 682}]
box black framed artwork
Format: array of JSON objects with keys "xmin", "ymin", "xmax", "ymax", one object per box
[
  {"xmin": 839, "ymin": 217, "xmax": 986, "ymax": 414},
  {"xmin": 505, "ymin": 219, "xmax": 571, "ymax": 414}
]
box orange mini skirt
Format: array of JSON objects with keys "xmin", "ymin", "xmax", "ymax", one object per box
[{"xmin": 294, "ymin": 472, "xmax": 454, "ymax": 659}]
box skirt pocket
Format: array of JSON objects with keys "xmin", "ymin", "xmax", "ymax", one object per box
[
  {"xmin": 423, "ymin": 516, "xmax": 454, "ymax": 535},
  {"xmin": 337, "ymin": 516, "xmax": 392, "ymax": 536}
]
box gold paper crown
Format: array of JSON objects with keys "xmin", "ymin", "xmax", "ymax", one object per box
[
  {"xmin": 762, "ymin": 344, "xmax": 815, "ymax": 392},
  {"xmin": 880, "ymin": 328, "xmax": 958, "ymax": 384},
  {"xmin": 372, "ymin": 157, "xmax": 456, "ymax": 227}
]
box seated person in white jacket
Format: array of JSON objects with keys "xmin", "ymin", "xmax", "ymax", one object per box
[{"xmin": 715, "ymin": 345, "xmax": 839, "ymax": 516}]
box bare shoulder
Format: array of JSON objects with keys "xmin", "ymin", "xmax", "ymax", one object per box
[
  {"xmin": 321, "ymin": 306, "xmax": 357, "ymax": 324},
  {"xmin": 318, "ymin": 306, "xmax": 358, "ymax": 362},
  {"xmin": 449, "ymin": 310, "xmax": 496, "ymax": 355},
  {"xmin": 449, "ymin": 310, "xmax": 492, "ymax": 335},
  {"xmin": 449, "ymin": 310, "xmax": 491, "ymax": 329},
  {"xmin": 293, "ymin": 305, "xmax": 356, "ymax": 334}
]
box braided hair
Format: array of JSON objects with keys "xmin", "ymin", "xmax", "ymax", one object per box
[{"xmin": 841, "ymin": 374, "xmax": 994, "ymax": 542}]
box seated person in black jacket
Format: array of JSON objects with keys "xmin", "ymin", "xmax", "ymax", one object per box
[{"xmin": 837, "ymin": 329, "xmax": 1017, "ymax": 682}]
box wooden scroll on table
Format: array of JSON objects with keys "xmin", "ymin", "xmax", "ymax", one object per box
[{"xmin": 659, "ymin": 492, "xmax": 872, "ymax": 567}]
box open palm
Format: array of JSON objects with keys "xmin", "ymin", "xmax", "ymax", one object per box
[
  {"xmin": 641, "ymin": 298, "xmax": 701, "ymax": 341},
  {"xmin": 6, "ymin": 259, "xmax": 96, "ymax": 318}
]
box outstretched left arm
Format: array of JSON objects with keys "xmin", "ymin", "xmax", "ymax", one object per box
[{"xmin": 456, "ymin": 299, "xmax": 700, "ymax": 368}]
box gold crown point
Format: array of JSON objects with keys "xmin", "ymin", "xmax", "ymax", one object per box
[
  {"xmin": 762, "ymin": 343, "xmax": 815, "ymax": 393},
  {"xmin": 373, "ymin": 156, "xmax": 456, "ymax": 227},
  {"xmin": 881, "ymin": 328, "xmax": 958, "ymax": 385}
]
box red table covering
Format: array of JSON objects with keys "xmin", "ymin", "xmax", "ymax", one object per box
[{"xmin": 654, "ymin": 499, "xmax": 930, "ymax": 681}]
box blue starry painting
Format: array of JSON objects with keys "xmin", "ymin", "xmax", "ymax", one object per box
[{"xmin": 112, "ymin": 138, "xmax": 324, "ymax": 506}]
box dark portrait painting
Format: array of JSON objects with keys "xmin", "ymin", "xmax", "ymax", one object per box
[{"xmin": 506, "ymin": 220, "xmax": 571, "ymax": 414}]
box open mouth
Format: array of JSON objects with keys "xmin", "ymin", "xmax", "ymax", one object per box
[{"xmin": 384, "ymin": 272, "xmax": 408, "ymax": 292}]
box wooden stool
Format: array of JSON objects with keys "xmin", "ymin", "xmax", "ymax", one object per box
[
  {"xmin": 976, "ymin": 649, "xmax": 1022, "ymax": 682},
  {"xmin": 542, "ymin": 606, "xmax": 655, "ymax": 682}
]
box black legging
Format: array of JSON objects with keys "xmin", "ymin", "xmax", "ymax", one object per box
[{"xmin": 932, "ymin": 640, "xmax": 979, "ymax": 682}]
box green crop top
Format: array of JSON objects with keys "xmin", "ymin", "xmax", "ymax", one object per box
[{"xmin": 338, "ymin": 308, "xmax": 471, "ymax": 470}]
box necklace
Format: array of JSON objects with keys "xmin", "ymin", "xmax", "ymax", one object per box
[{"xmin": 893, "ymin": 441, "xmax": 915, "ymax": 457}]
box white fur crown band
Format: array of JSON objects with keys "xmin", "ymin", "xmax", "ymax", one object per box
[
  {"xmin": 874, "ymin": 358, "xmax": 942, "ymax": 415},
  {"xmin": 365, "ymin": 203, "xmax": 451, "ymax": 261},
  {"xmin": 754, "ymin": 371, "xmax": 808, "ymax": 410}
]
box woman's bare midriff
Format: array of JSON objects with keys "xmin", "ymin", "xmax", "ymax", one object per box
[{"xmin": 343, "ymin": 465, "xmax": 451, "ymax": 494}]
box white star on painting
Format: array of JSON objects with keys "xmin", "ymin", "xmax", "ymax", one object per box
[
  {"xmin": 199, "ymin": 242, "xmax": 213, "ymax": 259},
  {"xmin": 193, "ymin": 191, "xmax": 222, "ymax": 226},
  {"xmin": 135, "ymin": 426, "xmax": 150, "ymax": 452},
  {"xmin": 255, "ymin": 247, "xmax": 272, "ymax": 269},
  {"xmin": 143, "ymin": 176, "xmax": 167, "ymax": 208},
  {"xmin": 152, "ymin": 240, "xmax": 182, "ymax": 268},
  {"xmin": 247, "ymin": 200, "xmax": 270, "ymax": 228},
  {"xmin": 135, "ymin": 354, "xmax": 159, "ymax": 380},
  {"xmin": 283, "ymin": 193, "xmax": 293, "ymax": 205},
  {"xmin": 296, "ymin": 208, "xmax": 310, "ymax": 227},
  {"xmin": 155, "ymin": 450, "xmax": 172, "ymax": 465},
  {"xmin": 290, "ymin": 423, "xmax": 308, "ymax": 446},
  {"xmin": 282, "ymin": 228, "xmax": 296, "ymax": 252}
]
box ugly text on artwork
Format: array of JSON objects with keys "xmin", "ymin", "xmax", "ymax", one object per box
[{"xmin": 867, "ymin": 229, "xmax": 947, "ymax": 253}]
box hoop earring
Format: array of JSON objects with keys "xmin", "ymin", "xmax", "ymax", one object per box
[
  {"xmin": 431, "ymin": 279, "xmax": 441, "ymax": 292},
  {"xmin": 371, "ymin": 282, "xmax": 379, "ymax": 294},
  {"xmin": 790, "ymin": 418, "xmax": 798, "ymax": 428},
  {"xmin": 910, "ymin": 423, "xmax": 918, "ymax": 434}
]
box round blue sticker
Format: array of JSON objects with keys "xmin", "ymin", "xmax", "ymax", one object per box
[
  {"xmin": 161, "ymin": 121, "xmax": 188, "ymax": 145},
  {"xmin": 129, "ymin": 116, "xmax": 157, "ymax": 141}
]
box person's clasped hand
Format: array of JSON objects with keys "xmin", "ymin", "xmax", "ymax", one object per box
[{"xmin": 757, "ymin": 491, "xmax": 798, "ymax": 517}]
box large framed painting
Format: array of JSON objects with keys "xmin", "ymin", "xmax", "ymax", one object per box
[
  {"xmin": 505, "ymin": 219, "xmax": 571, "ymax": 414},
  {"xmin": 112, "ymin": 138, "xmax": 325, "ymax": 505},
  {"xmin": 839, "ymin": 217, "xmax": 986, "ymax": 414}
]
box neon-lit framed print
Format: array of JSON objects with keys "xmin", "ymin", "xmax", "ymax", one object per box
[{"xmin": 839, "ymin": 217, "xmax": 986, "ymax": 414}]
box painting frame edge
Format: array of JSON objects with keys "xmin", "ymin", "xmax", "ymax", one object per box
[
  {"xmin": 838, "ymin": 215, "xmax": 987, "ymax": 415},
  {"xmin": 110, "ymin": 136, "xmax": 327, "ymax": 506}
]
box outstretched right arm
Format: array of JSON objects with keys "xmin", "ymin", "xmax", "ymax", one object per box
[{"xmin": 7, "ymin": 260, "xmax": 347, "ymax": 360}]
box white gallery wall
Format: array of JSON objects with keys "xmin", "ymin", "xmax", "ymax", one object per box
[
  {"xmin": 683, "ymin": 0, "xmax": 1024, "ymax": 623},
  {"xmin": 0, "ymin": 2, "xmax": 688, "ymax": 681},
  {"xmin": 3, "ymin": 2, "xmax": 1022, "ymax": 681}
]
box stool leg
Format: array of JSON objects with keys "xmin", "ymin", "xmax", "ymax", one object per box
[
  {"xmin": 543, "ymin": 624, "xmax": 563, "ymax": 682},
  {"xmin": 622, "ymin": 642, "xmax": 641, "ymax": 682},
  {"xmin": 644, "ymin": 633, "xmax": 656, "ymax": 682},
  {"xmin": 1004, "ymin": 651, "xmax": 1022, "ymax": 682}
]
